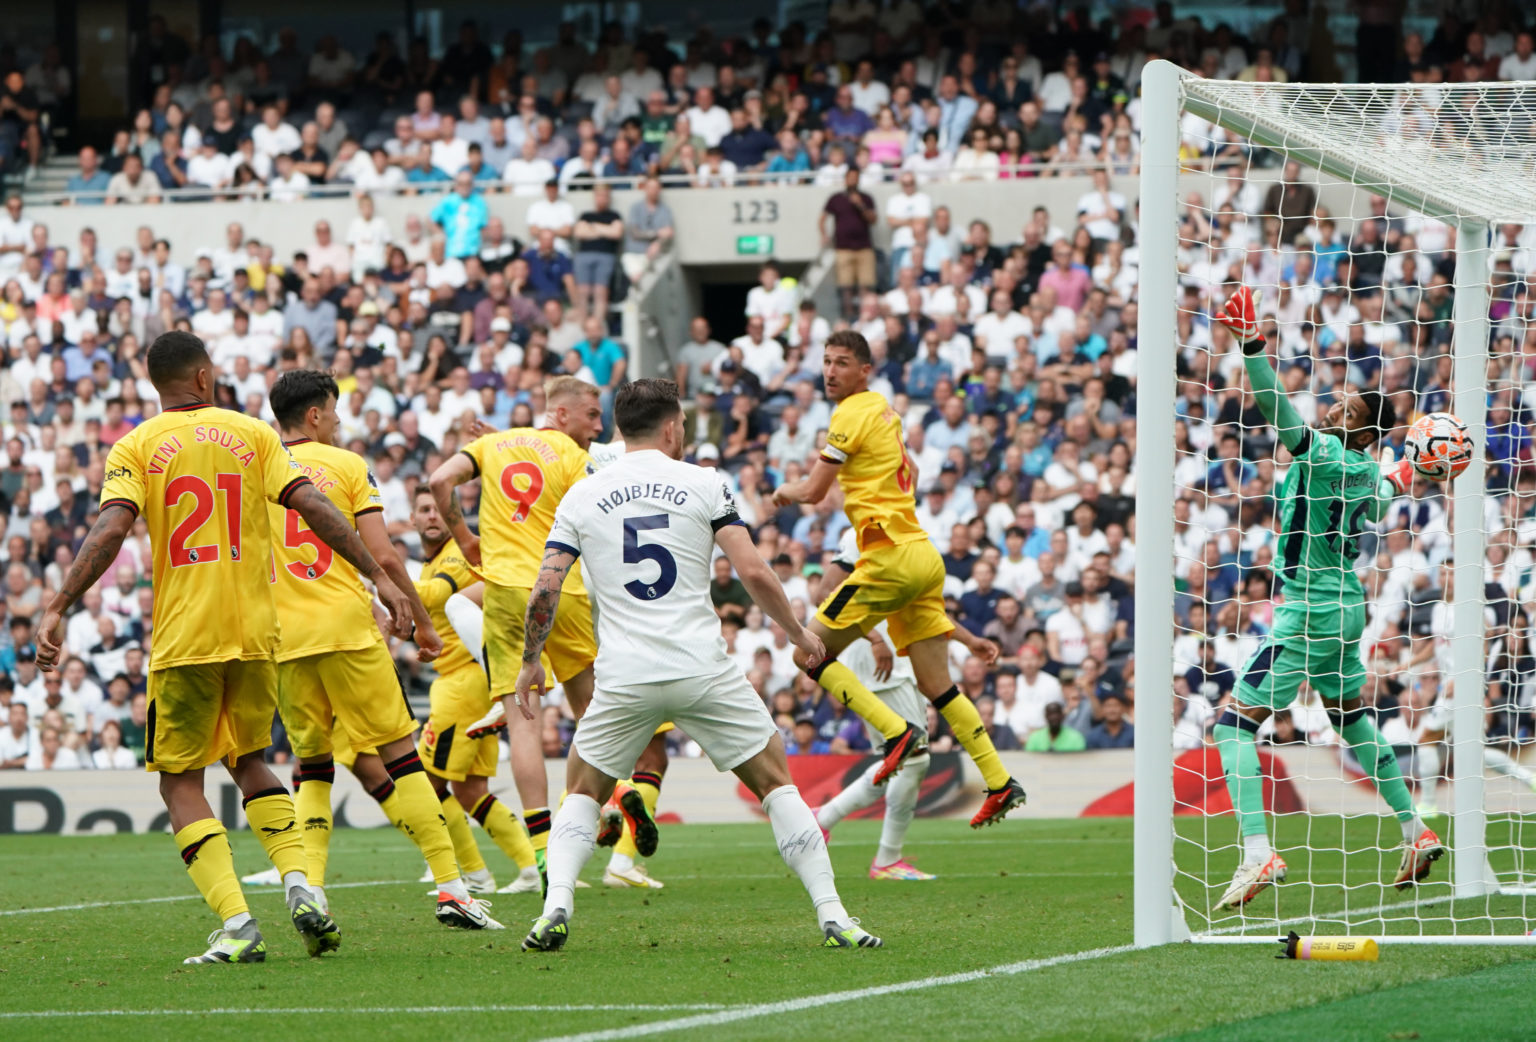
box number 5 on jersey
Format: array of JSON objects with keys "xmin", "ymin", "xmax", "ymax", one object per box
[{"xmin": 623, "ymin": 514, "xmax": 676, "ymax": 600}]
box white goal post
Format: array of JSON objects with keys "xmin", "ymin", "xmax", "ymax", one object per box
[{"xmin": 1134, "ymin": 59, "xmax": 1536, "ymax": 947}]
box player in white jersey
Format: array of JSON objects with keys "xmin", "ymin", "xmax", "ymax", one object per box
[
  {"xmin": 814, "ymin": 527, "xmax": 934, "ymax": 880},
  {"xmin": 516, "ymin": 380, "xmax": 882, "ymax": 951}
]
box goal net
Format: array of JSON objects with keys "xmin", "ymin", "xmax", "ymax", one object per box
[{"xmin": 1134, "ymin": 61, "xmax": 1536, "ymax": 946}]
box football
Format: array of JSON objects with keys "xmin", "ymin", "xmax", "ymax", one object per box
[{"xmin": 1404, "ymin": 412, "xmax": 1473, "ymax": 480}]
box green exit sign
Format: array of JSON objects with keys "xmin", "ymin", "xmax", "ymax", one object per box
[{"xmin": 736, "ymin": 235, "xmax": 775, "ymax": 256}]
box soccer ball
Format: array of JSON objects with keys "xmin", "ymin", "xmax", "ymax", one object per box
[{"xmin": 1403, "ymin": 412, "xmax": 1472, "ymax": 480}]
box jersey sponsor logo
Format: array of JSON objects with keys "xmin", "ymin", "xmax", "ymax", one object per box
[
  {"xmin": 105, "ymin": 465, "xmax": 131, "ymax": 482},
  {"xmin": 594, "ymin": 481, "xmax": 691, "ymax": 514}
]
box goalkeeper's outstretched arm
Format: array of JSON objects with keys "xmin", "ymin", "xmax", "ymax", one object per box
[{"xmin": 1216, "ymin": 285, "xmax": 1309, "ymax": 455}]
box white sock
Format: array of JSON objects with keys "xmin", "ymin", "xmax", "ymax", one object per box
[
  {"xmin": 446, "ymin": 593, "xmax": 485, "ymax": 667},
  {"xmin": 818, "ymin": 761, "xmax": 884, "ymax": 830},
  {"xmin": 608, "ymin": 852, "xmax": 635, "ymax": 873},
  {"xmin": 876, "ymin": 754, "xmax": 927, "ymax": 867},
  {"xmin": 1483, "ymin": 746, "xmax": 1535, "ymax": 784},
  {"xmin": 544, "ymin": 794, "xmax": 599, "ymax": 917},
  {"xmin": 281, "ymin": 870, "xmax": 308, "ymax": 892},
  {"xmin": 1402, "ymin": 815, "xmax": 1425, "ymax": 843},
  {"xmin": 466, "ymin": 867, "xmax": 494, "ymax": 886},
  {"xmin": 224, "ymin": 912, "xmax": 252, "ymax": 931},
  {"xmin": 439, "ymin": 877, "xmax": 469, "ymax": 901},
  {"xmin": 1243, "ymin": 832, "xmax": 1272, "ymax": 863},
  {"xmin": 763, "ymin": 784, "xmax": 848, "ymax": 927}
]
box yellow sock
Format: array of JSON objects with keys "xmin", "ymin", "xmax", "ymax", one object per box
[
  {"xmin": 614, "ymin": 771, "xmax": 663, "ymax": 859},
  {"xmin": 383, "ymin": 751, "xmax": 459, "ymax": 884},
  {"xmin": 936, "ymin": 686, "xmax": 1011, "ymax": 789},
  {"xmin": 470, "ymin": 793, "xmax": 537, "ymax": 870},
  {"xmin": 175, "ymin": 818, "xmax": 248, "ymax": 922},
  {"xmin": 294, "ymin": 761, "xmax": 334, "ymax": 887},
  {"xmin": 523, "ymin": 806, "xmax": 551, "ymax": 854},
  {"xmin": 442, "ymin": 791, "xmax": 488, "ymax": 875},
  {"xmin": 811, "ymin": 660, "xmax": 907, "ymax": 740},
  {"xmin": 243, "ymin": 788, "xmax": 307, "ymax": 878}
]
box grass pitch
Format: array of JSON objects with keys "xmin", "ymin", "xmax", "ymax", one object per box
[{"xmin": 2, "ymin": 816, "xmax": 1532, "ymax": 1042}]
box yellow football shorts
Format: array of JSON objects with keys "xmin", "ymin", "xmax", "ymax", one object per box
[
  {"xmin": 483, "ymin": 582, "xmax": 597, "ymax": 695},
  {"xmin": 278, "ymin": 640, "xmax": 416, "ymax": 760},
  {"xmin": 814, "ymin": 538, "xmax": 954, "ymax": 652},
  {"xmin": 417, "ymin": 666, "xmax": 499, "ymax": 781},
  {"xmin": 145, "ymin": 657, "xmax": 279, "ymax": 773},
  {"xmin": 331, "ymin": 719, "xmax": 366, "ymax": 771}
]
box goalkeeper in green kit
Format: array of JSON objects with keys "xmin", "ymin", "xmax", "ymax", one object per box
[{"xmin": 1210, "ymin": 285, "xmax": 1447, "ymax": 910}]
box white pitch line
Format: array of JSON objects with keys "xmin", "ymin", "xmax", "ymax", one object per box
[
  {"xmin": 532, "ymin": 944, "xmax": 1139, "ymax": 1042},
  {"xmin": 0, "ymin": 878, "xmax": 416, "ymax": 917},
  {"xmin": 0, "ymin": 1004, "xmax": 733, "ymax": 1020}
]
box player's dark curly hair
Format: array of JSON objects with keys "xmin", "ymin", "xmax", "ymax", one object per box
[
  {"xmin": 1357, "ymin": 390, "xmax": 1397, "ymax": 444},
  {"xmin": 146, "ymin": 331, "xmax": 212, "ymax": 388},
  {"xmin": 270, "ymin": 368, "xmax": 340, "ymax": 430}
]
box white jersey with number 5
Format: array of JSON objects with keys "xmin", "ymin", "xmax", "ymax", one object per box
[{"xmin": 546, "ymin": 448, "xmax": 744, "ymax": 689}]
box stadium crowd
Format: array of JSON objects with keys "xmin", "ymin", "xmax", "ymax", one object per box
[{"xmin": 2, "ymin": 3, "xmax": 1535, "ymax": 779}]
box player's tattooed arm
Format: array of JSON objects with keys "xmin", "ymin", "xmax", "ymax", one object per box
[
  {"xmin": 522, "ymin": 546, "xmax": 575, "ymax": 663},
  {"xmin": 51, "ymin": 504, "xmax": 136, "ymax": 609},
  {"xmin": 38, "ymin": 504, "xmax": 136, "ymax": 671},
  {"xmin": 288, "ymin": 482, "xmax": 383, "ymax": 579}
]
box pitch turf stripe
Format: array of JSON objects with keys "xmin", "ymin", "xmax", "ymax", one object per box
[
  {"xmin": 0, "ymin": 878, "xmax": 415, "ymax": 916},
  {"xmin": 0, "ymin": 1005, "xmax": 735, "ymax": 1020},
  {"xmin": 531, "ymin": 944, "xmax": 1140, "ymax": 1042}
]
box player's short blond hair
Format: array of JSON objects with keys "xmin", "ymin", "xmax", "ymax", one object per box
[{"xmin": 545, "ymin": 375, "xmax": 600, "ymax": 403}]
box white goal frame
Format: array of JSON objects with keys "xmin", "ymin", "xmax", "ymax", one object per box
[{"xmin": 1132, "ymin": 59, "xmax": 1534, "ymax": 947}]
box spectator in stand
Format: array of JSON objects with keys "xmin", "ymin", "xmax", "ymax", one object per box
[
  {"xmin": 1086, "ymin": 693, "xmax": 1134, "ymax": 749},
  {"xmin": 572, "ymin": 183, "xmax": 623, "ymax": 320},
  {"xmin": 719, "ymin": 108, "xmax": 777, "ymax": 174},
  {"xmin": 1024, "ymin": 700, "xmax": 1087, "ymax": 752},
  {"xmin": 65, "ymin": 147, "xmax": 111, "ymax": 205},
  {"xmin": 522, "ymin": 228, "xmax": 575, "ymax": 303},
  {"xmin": 430, "ymin": 171, "xmax": 489, "ymax": 259},
  {"xmin": 621, "ymin": 175, "xmax": 674, "ymax": 285},
  {"xmin": 684, "ymin": 86, "xmax": 731, "ymax": 147},
  {"xmin": 105, "ymin": 153, "xmax": 160, "ymax": 205},
  {"xmin": 0, "ymin": 69, "xmax": 43, "ymax": 179},
  {"xmin": 820, "ymin": 166, "xmax": 877, "ymax": 320}
]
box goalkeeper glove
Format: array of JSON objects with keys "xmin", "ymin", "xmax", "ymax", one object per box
[
  {"xmin": 1380, "ymin": 447, "xmax": 1417, "ymax": 496},
  {"xmin": 1216, "ymin": 285, "xmax": 1266, "ymax": 355}
]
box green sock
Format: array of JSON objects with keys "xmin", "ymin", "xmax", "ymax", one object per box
[
  {"xmin": 1335, "ymin": 710, "xmax": 1415, "ymax": 822},
  {"xmin": 1214, "ymin": 716, "xmax": 1269, "ymax": 846}
]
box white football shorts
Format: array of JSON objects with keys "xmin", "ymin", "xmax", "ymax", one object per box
[{"xmin": 574, "ymin": 663, "xmax": 777, "ymax": 780}]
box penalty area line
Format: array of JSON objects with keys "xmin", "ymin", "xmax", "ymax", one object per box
[
  {"xmin": 533, "ymin": 944, "xmax": 1139, "ymax": 1042},
  {"xmin": 0, "ymin": 1004, "xmax": 735, "ymax": 1020}
]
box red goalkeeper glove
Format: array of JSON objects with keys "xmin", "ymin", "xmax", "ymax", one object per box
[
  {"xmin": 1216, "ymin": 285, "xmax": 1265, "ymax": 354},
  {"xmin": 1381, "ymin": 448, "xmax": 1416, "ymax": 496}
]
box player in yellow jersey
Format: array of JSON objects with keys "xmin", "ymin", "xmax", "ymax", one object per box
[
  {"xmin": 772, "ymin": 330, "xmax": 1028, "ymax": 827},
  {"xmin": 35, "ymin": 332, "xmax": 419, "ymax": 964},
  {"xmin": 267, "ymin": 369, "xmax": 500, "ymax": 930},
  {"xmin": 409, "ymin": 484, "xmax": 543, "ymax": 895},
  {"xmin": 429, "ymin": 376, "xmax": 659, "ymax": 883}
]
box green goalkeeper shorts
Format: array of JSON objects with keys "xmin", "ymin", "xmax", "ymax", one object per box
[{"xmin": 1234, "ymin": 599, "xmax": 1367, "ymax": 709}]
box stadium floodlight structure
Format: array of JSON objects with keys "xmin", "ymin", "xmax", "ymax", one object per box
[{"xmin": 1134, "ymin": 59, "xmax": 1536, "ymax": 946}]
